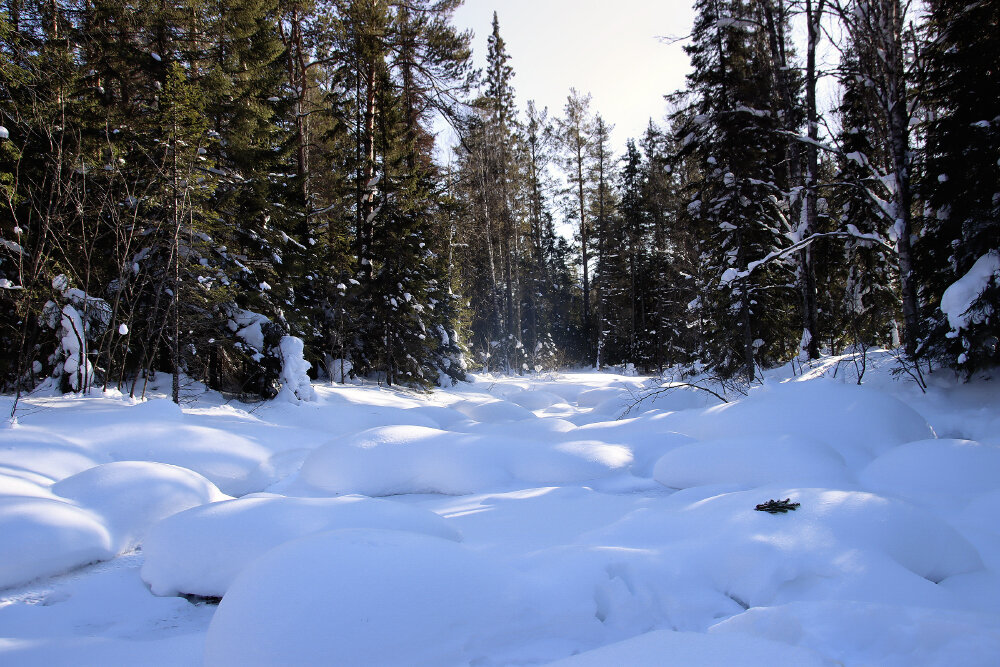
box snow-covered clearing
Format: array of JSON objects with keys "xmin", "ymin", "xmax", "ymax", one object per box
[{"xmin": 2, "ymin": 354, "xmax": 1000, "ymax": 666}]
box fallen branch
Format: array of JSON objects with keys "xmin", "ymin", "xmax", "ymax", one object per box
[
  {"xmin": 619, "ymin": 381, "xmax": 729, "ymax": 419},
  {"xmin": 755, "ymin": 498, "xmax": 800, "ymax": 514}
]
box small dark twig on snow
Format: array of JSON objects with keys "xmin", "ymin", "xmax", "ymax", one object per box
[{"xmin": 755, "ymin": 498, "xmax": 801, "ymax": 514}]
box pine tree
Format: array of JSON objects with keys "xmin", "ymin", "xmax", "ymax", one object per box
[
  {"xmin": 831, "ymin": 46, "xmax": 900, "ymax": 353},
  {"xmin": 676, "ymin": 0, "xmax": 796, "ymax": 381},
  {"xmin": 918, "ymin": 0, "xmax": 1000, "ymax": 374}
]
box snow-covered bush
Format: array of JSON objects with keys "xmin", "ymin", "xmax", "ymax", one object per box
[
  {"xmin": 227, "ymin": 307, "xmax": 314, "ymax": 401},
  {"xmin": 42, "ymin": 275, "xmax": 112, "ymax": 393},
  {"xmin": 275, "ymin": 336, "xmax": 314, "ymax": 402},
  {"xmin": 930, "ymin": 251, "xmax": 1000, "ymax": 375}
]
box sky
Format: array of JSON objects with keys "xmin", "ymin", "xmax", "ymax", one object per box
[{"xmin": 444, "ymin": 0, "xmax": 697, "ymax": 153}]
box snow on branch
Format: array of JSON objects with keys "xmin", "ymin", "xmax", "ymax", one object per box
[{"xmin": 721, "ymin": 229, "xmax": 895, "ymax": 286}]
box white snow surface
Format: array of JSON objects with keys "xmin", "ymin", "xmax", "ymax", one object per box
[
  {"xmin": 140, "ymin": 494, "xmax": 461, "ymax": 597},
  {"xmin": 1, "ymin": 356, "xmax": 1000, "ymax": 666}
]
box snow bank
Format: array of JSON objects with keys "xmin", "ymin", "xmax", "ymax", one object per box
[
  {"xmin": 547, "ymin": 629, "xmax": 827, "ymax": 667},
  {"xmin": 941, "ymin": 251, "xmax": 1000, "ymax": 331},
  {"xmin": 658, "ymin": 380, "xmax": 933, "ymax": 466},
  {"xmin": 0, "ymin": 497, "xmax": 112, "ymax": 589},
  {"xmin": 711, "ymin": 600, "xmax": 1000, "ymax": 667},
  {"xmin": 203, "ymin": 529, "xmax": 528, "ymax": 666},
  {"xmin": 299, "ymin": 425, "xmax": 632, "ymax": 496},
  {"xmin": 861, "ymin": 439, "xmax": 1000, "ymax": 506},
  {"xmin": 653, "ymin": 435, "xmax": 852, "ymax": 489},
  {"xmin": 52, "ymin": 461, "xmax": 229, "ymax": 552},
  {"xmin": 141, "ymin": 495, "xmax": 461, "ymax": 597}
]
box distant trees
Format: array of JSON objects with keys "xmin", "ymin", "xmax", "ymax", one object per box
[
  {"xmin": 0, "ymin": 0, "xmax": 471, "ymax": 401},
  {"xmin": 1, "ymin": 0, "xmax": 997, "ymax": 401}
]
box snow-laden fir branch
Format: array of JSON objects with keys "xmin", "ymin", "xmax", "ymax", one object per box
[{"xmin": 720, "ymin": 228, "xmax": 895, "ymax": 286}]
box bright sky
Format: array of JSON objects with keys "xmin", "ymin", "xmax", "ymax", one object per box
[{"xmin": 447, "ymin": 0, "xmax": 696, "ymax": 153}]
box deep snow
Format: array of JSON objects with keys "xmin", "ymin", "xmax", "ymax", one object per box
[{"xmin": 2, "ymin": 352, "xmax": 1000, "ymax": 666}]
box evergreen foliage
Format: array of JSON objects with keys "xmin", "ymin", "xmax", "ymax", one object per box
[{"xmin": 1, "ymin": 0, "xmax": 997, "ymax": 402}]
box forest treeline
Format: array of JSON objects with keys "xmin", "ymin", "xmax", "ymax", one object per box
[{"xmin": 0, "ymin": 0, "xmax": 997, "ymax": 402}]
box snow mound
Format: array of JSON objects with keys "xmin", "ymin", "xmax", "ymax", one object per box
[
  {"xmin": 584, "ymin": 488, "xmax": 983, "ymax": 612},
  {"xmin": 0, "ymin": 496, "xmax": 112, "ymax": 589},
  {"xmin": 576, "ymin": 387, "xmax": 627, "ymax": 408},
  {"xmin": 546, "ymin": 628, "xmax": 828, "ymax": 667},
  {"xmin": 0, "ymin": 472, "xmax": 56, "ymax": 498},
  {"xmin": 509, "ymin": 440, "xmax": 633, "ymax": 486},
  {"xmin": 99, "ymin": 424, "xmax": 272, "ymax": 496},
  {"xmin": 653, "ymin": 435, "xmax": 852, "ymax": 489},
  {"xmin": 0, "ymin": 431, "xmax": 108, "ymax": 483},
  {"xmin": 299, "ymin": 425, "xmax": 632, "ymax": 496},
  {"xmin": 576, "ymin": 420, "xmax": 696, "ymax": 476},
  {"xmin": 635, "ymin": 384, "xmax": 720, "ymax": 412},
  {"xmin": 961, "ymin": 489, "xmax": 1000, "ymax": 539},
  {"xmin": 52, "ymin": 461, "xmax": 230, "ymax": 552},
  {"xmin": 128, "ymin": 398, "xmax": 184, "ymax": 421},
  {"xmin": 141, "ymin": 495, "xmax": 461, "ymax": 597},
  {"xmin": 660, "ymin": 380, "xmax": 933, "ymax": 466},
  {"xmin": 860, "ymin": 439, "xmax": 1000, "ymax": 506},
  {"xmin": 711, "ymin": 600, "xmax": 1000, "ymax": 667},
  {"xmin": 300, "ymin": 425, "xmax": 504, "ymax": 495},
  {"xmin": 203, "ymin": 529, "xmax": 527, "ymax": 666},
  {"xmin": 452, "ymin": 399, "xmax": 536, "ymax": 423},
  {"xmin": 505, "ymin": 389, "xmax": 565, "ymax": 410}
]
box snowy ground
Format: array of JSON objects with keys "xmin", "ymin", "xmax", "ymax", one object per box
[{"xmin": 2, "ymin": 353, "xmax": 1000, "ymax": 666}]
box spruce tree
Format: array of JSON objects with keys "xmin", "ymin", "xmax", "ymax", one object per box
[
  {"xmin": 677, "ymin": 0, "xmax": 795, "ymax": 381},
  {"xmin": 918, "ymin": 0, "xmax": 1000, "ymax": 374}
]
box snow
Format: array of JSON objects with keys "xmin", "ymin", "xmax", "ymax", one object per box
[
  {"xmin": 653, "ymin": 379, "xmax": 934, "ymax": 467},
  {"xmin": 0, "ymin": 496, "xmax": 112, "ymax": 589},
  {"xmin": 2, "ymin": 356, "xmax": 1000, "ymax": 665},
  {"xmin": 140, "ymin": 495, "xmax": 461, "ymax": 597},
  {"xmin": 653, "ymin": 434, "xmax": 852, "ymax": 489},
  {"xmin": 298, "ymin": 424, "xmax": 632, "ymax": 496},
  {"xmin": 547, "ymin": 628, "xmax": 828, "ymax": 666},
  {"xmin": 940, "ymin": 251, "xmax": 1000, "ymax": 331},
  {"xmin": 275, "ymin": 335, "xmax": 314, "ymax": 402},
  {"xmin": 860, "ymin": 438, "xmax": 1000, "ymax": 507},
  {"xmin": 52, "ymin": 461, "xmax": 229, "ymax": 552},
  {"xmin": 203, "ymin": 529, "xmax": 527, "ymax": 667}
]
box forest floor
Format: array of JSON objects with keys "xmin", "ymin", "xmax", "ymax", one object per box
[{"xmin": 2, "ymin": 351, "xmax": 1000, "ymax": 665}]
